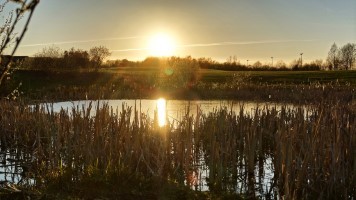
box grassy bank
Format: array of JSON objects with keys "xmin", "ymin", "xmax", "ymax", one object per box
[{"xmin": 3, "ymin": 69, "xmax": 356, "ymax": 103}]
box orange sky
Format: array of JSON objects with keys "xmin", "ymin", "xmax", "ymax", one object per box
[{"xmin": 7, "ymin": 0, "xmax": 356, "ymax": 63}]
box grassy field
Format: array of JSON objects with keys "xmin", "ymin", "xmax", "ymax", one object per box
[
  {"xmin": 2, "ymin": 67, "xmax": 356, "ymax": 102},
  {"xmin": 199, "ymin": 69, "xmax": 356, "ymax": 84},
  {"xmin": 109, "ymin": 66, "xmax": 356, "ymax": 84},
  {"xmin": 13, "ymin": 67, "xmax": 356, "ymax": 86}
]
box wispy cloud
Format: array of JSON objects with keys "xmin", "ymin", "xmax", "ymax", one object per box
[
  {"xmin": 21, "ymin": 38, "xmax": 318, "ymax": 52},
  {"xmin": 20, "ymin": 36, "xmax": 146, "ymax": 47},
  {"xmin": 111, "ymin": 47, "xmax": 149, "ymax": 52},
  {"xmin": 111, "ymin": 39, "xmax": 318, "ymax": 52},
  {"xmin": 178, "ymin": 39, "xmax": 318, "ymax": 48}
]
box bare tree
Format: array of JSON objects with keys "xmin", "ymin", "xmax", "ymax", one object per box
[
  {"xmin": 0, "ymin": 0, "xmax": 39, "ymax": 88},
  {"xmin": 339, "ymin": 43, "xmax": 356, "ymax": 70},
  {"xmin": 226, "ymin": 55, "xmax": 238, "ymax": 65},
  {"xmin": 252, "ymin": 61, "xmax": 262, "ymax": 68},
  {"xmin": 30, "ymin": 45, "xmax": 63, "ymax": 69},
  {"xmin": 34, "ymin": 45, "xmax": 63, "ymax": 58},
  {"xmin": 275, "ymin": 60, "xmax": 287, "ymax": 69},
  {"xmin": 289, "ymin": 59, "xmax": 300, "ymax": 70},
  {"xmin": 310, "ymin": 59, "xmax": 323, "ymax": 68},
  {"xmin": 89, "ymin": 46, "xmax": 111, "ymax": 67},
  {"xmin": 326, "ymin": 43, "xmax": 340, "ymax": 70}
]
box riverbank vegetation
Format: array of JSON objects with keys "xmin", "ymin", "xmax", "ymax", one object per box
[
  {"xmin": 0, "ymin": 100, "xmax": 354, "ymax": 199},
  {"xmin": 1, "ymin": 68, "xmax": 355, "ymax": 104}
]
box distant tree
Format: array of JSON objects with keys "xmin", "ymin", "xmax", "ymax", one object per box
[
  {"xmin": 120, "ymin": 59, "xmax": 130, "ymax": 67},
  {"xmin": 275, "ymin": 60, "xmax": 287, "ymax": 69},
  {"xmin": 226, "ymin": 55, "xmax": 238, "ymax": 65},
  {"xmin": 252, "ymin": 61, "xmax": 262, "ymax": 68},
  {"xmin": 310, "ymin": 59, "xmax": 323, "ymax": 69},
  {"xmin": 105, "ymin": 59, "xmax": 133, "ymax": 68},
  {"xmin": 141, "ymin": 57, "xmax": 163, "ymax": 67},
  {"xmin": 326, "ymin": 43, "xmax": 340, "ymax": 70},
  {"xmin": 30, "ymin": 45, "xmax": 63, "ymax": 69},
  {"xmin": 302, "ymin": 59, "xmax": 323, "ymax": 71},
  {"xmin": 290, "ymin": 59, "xmax": 300, "ymax": 70},
  {"xmin": 64, "ymin": 48, "xmax": 90, "ymax": 68},
  {"xmin": 339, "ymin": 43, "xmax": 356, "ymax": 70},
  {"xmin": 89, "ymin": 46, "xmax": 111, "ymax": 67},
  {"xmin": 197, "ymin": 57, "xmax": 216, "ymax": 69},
  {"xmin": 34, "ymin": 45, "xmax": 62, "ymax": 58}
]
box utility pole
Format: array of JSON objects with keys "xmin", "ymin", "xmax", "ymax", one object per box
[
  {"xmin": 247, "ymin": 60, "xmax": 249, "ymax": 66},
  {"xmin": 300, "ymin": 53, "xmax": 303, "ymax": 68},
  {"xmin": 271, "ymin": 57, "xmax": 274, "ymax": 67}
]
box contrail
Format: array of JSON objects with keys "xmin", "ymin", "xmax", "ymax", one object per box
[
  {"xmin": 20, "ymin": 36, "xmax": 147, "ymax": 47},
  {"xmin": 111, "ymin": 39, "xmax": 318, "ymax": 52},
  {"xmin": 112, "ymin": 47, "xmax": 149, "ymax": 52}
]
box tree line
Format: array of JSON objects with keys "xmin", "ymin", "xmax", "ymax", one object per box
[
  {"xmin": 17, "ymin": 46, "xmax": 111, "ymax": 70},
  {"xmin": 326, "ymin": 43, "xmax": 356, "ymax": 70},
  {"xmin": 5, "ymin": 42, "xmax": 356, "ymax": 71},
  {"xmin": 109, "ymin": 42, "xmax": 355, "ymax": 71},
  {"xmin": 104, "ymin": 43, "xmax": 355, "ymax": 71},
  {"xmin": 106, "ymin": 56, "xmax": 322, "ymax": 71}
]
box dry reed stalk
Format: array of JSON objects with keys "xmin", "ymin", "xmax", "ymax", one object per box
[{"xmin": 0, "ymin": 100, "xmax": 354, "ymax": 199}]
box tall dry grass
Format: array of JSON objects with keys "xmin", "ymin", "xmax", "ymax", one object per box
[{"xmin": 0, "ymin": 100, "xmax": 354, "ymax": 199}]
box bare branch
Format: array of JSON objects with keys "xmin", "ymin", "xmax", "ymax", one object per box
[{"xmin": 0, "ymin": 0, "xmax": 39, "ymax": 87}]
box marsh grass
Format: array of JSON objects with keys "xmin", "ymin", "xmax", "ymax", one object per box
[
  {"xmin": 6, "ymin": 69, "xmax": 356, "ymax": 104},
  {"xmin": 0, "ymin": 100, "xmax": 354, "ymax": 199}
]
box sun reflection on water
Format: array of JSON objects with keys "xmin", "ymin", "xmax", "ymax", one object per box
[{"xmin": 157, "ymin": 98, "xmax": 167, "ymax": 127}]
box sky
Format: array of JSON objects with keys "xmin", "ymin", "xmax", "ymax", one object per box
[{"xmin": 5, "ymin": 0, "xmax": 356, "ymax": 63}]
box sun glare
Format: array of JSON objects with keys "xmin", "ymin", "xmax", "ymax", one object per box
[
  {"xmin": 148, "ymin": 33, "xmax": 176, "ymax": 57},
  {"xmin": 157, "ymin": 98, "xmax": 167, "ymax": 127}
]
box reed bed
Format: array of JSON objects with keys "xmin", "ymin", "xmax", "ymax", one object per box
[
  {"xmin": 14, "ymin": 74, "xmax": 356, "ymax": 105},
  {"xmin": 0, "ymin": 100, "xmax": 354, "ymax": 199}
]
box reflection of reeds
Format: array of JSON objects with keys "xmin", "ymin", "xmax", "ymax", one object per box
[{"xmin": 0, "ymin": 100, "xmax": 354, "ymax": 199}]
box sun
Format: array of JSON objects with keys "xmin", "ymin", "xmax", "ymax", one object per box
[{"xmin": 147, "ymin": 33, "xmax": 176, "ymax": 57}]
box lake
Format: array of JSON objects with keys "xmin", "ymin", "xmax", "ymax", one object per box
[{"xmin": 45, "ymin": 98, "xmax": 308, "ymax": 127}]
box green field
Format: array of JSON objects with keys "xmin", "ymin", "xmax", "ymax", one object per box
[
  {"xmin": 107, "ymin": 67, "xmax": 356, "ymax": 83},
  {"xmin": 13, "ymin": 67, "xmax": 356, "ymax": 86}
]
